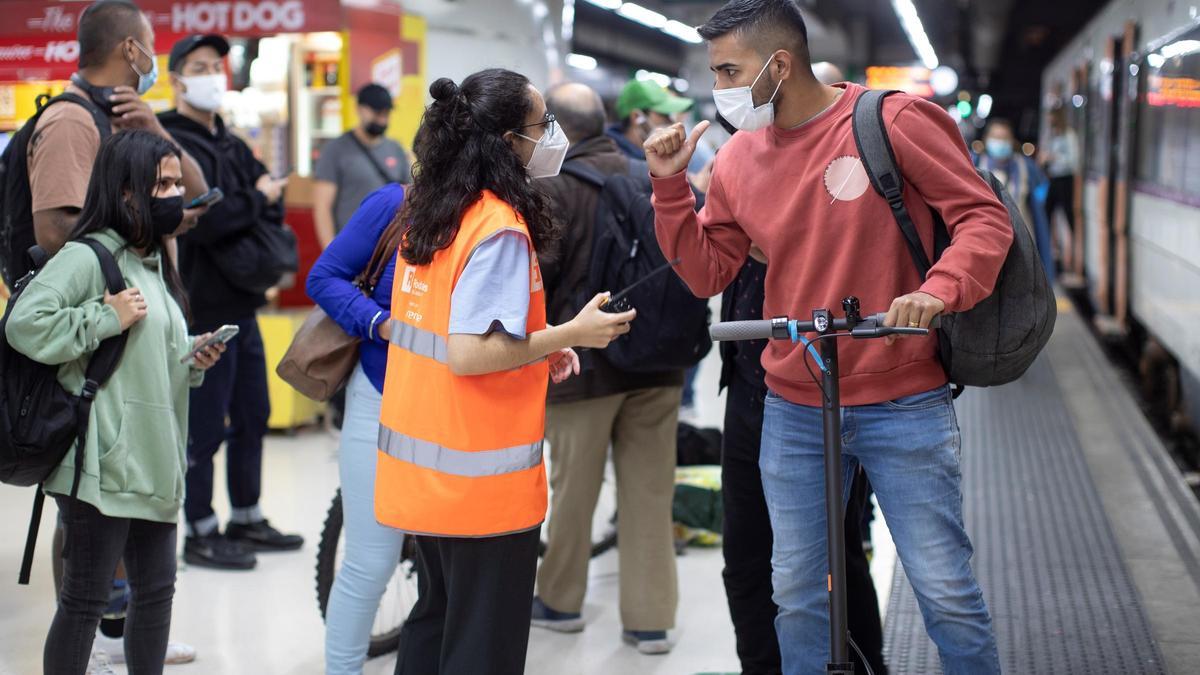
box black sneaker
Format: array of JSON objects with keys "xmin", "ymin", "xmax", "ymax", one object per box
[
  {"xmin": 225, "ymin": 519, "xmax": 304, "ymax": 552},
  {"xmin": 183, "ymin": 532, "xmax": 256, "ymax": 570}
]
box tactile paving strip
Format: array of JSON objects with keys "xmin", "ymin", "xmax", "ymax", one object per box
[{"xmin": 882, "ymin": 360, "xmax": 1165, "ymax": 674}]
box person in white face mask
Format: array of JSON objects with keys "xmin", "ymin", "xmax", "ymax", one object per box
[
  {"xmin": 372, "ymin": 70, "xmax": 634, "ymax": 675},
  {"xmin": 645, "ymin": 1, "xmax": 1012, "ymax": 674},
  {"xmin": 159, "ymin": 33, "xmax": 306, "ymax": 574}
]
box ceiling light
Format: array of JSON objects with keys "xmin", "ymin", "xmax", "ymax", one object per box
[
  {"xmin": 663, "ymin": 20, "xmax": 702, "ymax": 44},
  {"xmin": 977, "ymin": 93, "xmax": 993, "ymax": 119},
  {"xmin": 618, "ymin": 3, "xmax": 668, "ymax": 29},
  {"xmin": 567, "ymin": 53, "xmax": 598, "ymax": 71},
  {"xmin": 891, "ymin": 0, "xmax": 939, "ymax": 70}
]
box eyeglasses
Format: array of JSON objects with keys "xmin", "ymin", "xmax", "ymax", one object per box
[{"xmin": 512, "ymin": 112, "xmax": 557, "ymax": 138}]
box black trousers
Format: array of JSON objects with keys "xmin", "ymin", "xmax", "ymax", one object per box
[
  {"xmin": 1046, "ymin": 175, "xmax": 1076, "ymax": 240},
  {"xmin": 185, "ymin": 316, "xmax": 271, "ymax": 527},
  {"xmin": 46, "ymin": 497, "xmax": 176, "ymax": 675},
  {"xmin": 395, "ymin": 527, "xmax": 541, "ymax": 675},
  {"xmin": 722, "ymin": 376, "xmax": 887, "ymax": 675}
]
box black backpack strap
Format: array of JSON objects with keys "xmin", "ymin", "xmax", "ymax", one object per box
[
  {"xmin": 17, "ymin": 239, "xmax": 127, "ymax": 585},
  {"xmin": 69, "ymin": 239, "xmax": 129, "ymax": 498},
  {"xmin": 560, "ymin": 159, "xmax": 607, "ymax": 189},
  {"xmin": 851, "ymin": 89, "xmax": 932, "ymax": 278},
  {"xmin": 18, "ymin": 488, "xmax": 46, "ymax": 585},
  {"xmin": 39, "ymin": 92, "xmax": 112, "ymax": 141},
  {"xmin": 853, "ymin": 90, "xmax": 959, "ymax": 391}
]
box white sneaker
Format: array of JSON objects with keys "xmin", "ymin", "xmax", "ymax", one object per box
[
  {"xmin": 93, "ymin": 631, "xmax": 198, "ymax": 665},
  {"xmin": 86, "ymin": 650, "xmax": 116, "ymax": 675}
]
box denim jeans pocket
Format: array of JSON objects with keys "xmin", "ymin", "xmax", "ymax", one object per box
[
  {"xmin": 881, "ymin": 385, "xmax": 951, "ymax": 411},
  {"xmin": 764, "ymin": 389, "xmax": 786, "ymax": 405}
]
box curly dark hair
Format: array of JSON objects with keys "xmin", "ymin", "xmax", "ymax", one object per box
[{"xmin": 399, "ymin": 69, "xmax": 559, "ymax": 265}]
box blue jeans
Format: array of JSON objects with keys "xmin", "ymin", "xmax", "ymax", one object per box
[
  {"xmin": 325, "ymin": 366, "xmax": 406, "ymax": 675},
  {"xmin": 761, "ymin": 385, "xmax": 999, "ymax": 675}
]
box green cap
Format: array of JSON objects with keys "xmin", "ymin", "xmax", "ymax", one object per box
[{"xmin": 615, "ymin": 80, "xmax": 694, "ymax": 120}]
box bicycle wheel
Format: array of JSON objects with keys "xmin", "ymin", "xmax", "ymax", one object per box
[{"xmin": 316, "ymin": 489, "xmax": 421, "ymax": 657}]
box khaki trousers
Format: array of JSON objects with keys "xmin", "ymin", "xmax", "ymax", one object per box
[{"xmin": 537, "ymin": 386, "xmax": 682, "ymax": 631}]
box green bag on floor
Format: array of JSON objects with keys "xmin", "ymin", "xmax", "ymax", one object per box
[{"xmin": 673, "ymin": 466, "xmax": 723, "ymax": 546}]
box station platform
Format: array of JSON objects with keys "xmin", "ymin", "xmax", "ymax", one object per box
[{"xmin": 1, "ymin": 301, "xmax": 1198, "ymax": 674}]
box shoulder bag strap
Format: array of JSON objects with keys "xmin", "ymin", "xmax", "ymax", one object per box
[
  {"xmin": 347, "ymin": 132, "xmax": 395, "ymax": 185},
  {"xmin": 851, "ymin": 89, "xmax": 933, "ymax": 278}
]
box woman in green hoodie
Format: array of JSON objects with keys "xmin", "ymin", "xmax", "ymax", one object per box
[{"xmin": 6, "ymin": 129, "xmax": 226, "ymax": 675}]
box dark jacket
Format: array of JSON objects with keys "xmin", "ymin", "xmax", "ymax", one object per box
[
  {"xmin": 159, "ymin": 110, "xmax": 279, "ymax": 330},
  {"xmin": 719, "ymin": 259, "xmax": 769, "ymax": 394},
  {"xmin": 536, "ymin": 136, "xmax": 683, "ymax": 404}
]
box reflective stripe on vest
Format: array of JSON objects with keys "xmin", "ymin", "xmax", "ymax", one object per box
[
  {"xmin": 390, "ymin": 321, "xmax": 448, "ymax": 364},
  {"xmin": 378, "ymin": 425, "xmax": 543, "ymax": 477}
]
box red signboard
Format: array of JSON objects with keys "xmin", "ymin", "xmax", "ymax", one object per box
[{"xmin": 0, "ymin": 1, "xmax": 345, "ymax": 82}]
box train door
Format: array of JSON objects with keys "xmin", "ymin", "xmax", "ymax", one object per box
[
  {"xmin": 1110, "ymin": 22, "xmax": 1140, "ymax": 333},
  {"xmin": 1089, "ymin": 38, "xmax": 1119, "ymax": 318},
  {"xmin": 1068, "ymin": 63, "xmax": 1088, "ymax": 284}
]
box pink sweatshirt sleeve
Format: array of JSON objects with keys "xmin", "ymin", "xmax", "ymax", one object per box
[
  {"xmin": 651, "ymin": 163, "xmax": 751, "ymax": 298},
  {"xmin": 888, "ymin": 98, "xmax": 1014, "ymax": 312}
]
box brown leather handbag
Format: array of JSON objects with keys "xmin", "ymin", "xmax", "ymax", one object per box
[{"xmin": 276, "ymin": 221, "xmax": 404, "ymax": 401}]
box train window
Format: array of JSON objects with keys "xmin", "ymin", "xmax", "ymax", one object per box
[
  {"xmin": 1086, "ymin": 67, "xmax": 1109, "ymax": 176},
  {"xmin": 1136, "ymin": 29, "xmax": 1200, "ymax": 198}
]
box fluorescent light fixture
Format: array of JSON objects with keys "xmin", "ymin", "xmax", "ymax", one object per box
[
  {"xmin": 567, "ymin": 53, "xmax": 598, "ymax": 70},
  {"xmin": 636, "ymin": 69, "xmax": 672, "ymax": 88},
  {"xmin": 583, "ymin": 0, "xmax": 621, "ymax": 9},
  {"xmin": 1147, "ymin": 53, "xmax": 1166, "ymax": 68},
  {"xmin": 663, "ymin": 19, "xmax": 702, "ymax": 44},
  {"xmin": 618, "ymin": 2, "xmax": 668, "ymax": 29},
  {"xmin": 1161, "ymin": 39, "xmax": 1200, "ymax": 59},
  {"xmin": 977, "ymin": 93, "xmax": 993, "ymax": 119},
  {"xmin": 891, "ymin": 0, "xmax": 939, "ymax": 70},
  {"xmin": 562, "ymin": 0, "xmax": 575, "ymax": 43}
]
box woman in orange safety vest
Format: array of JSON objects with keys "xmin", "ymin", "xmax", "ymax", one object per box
[{"xmin": 376, "ymin": 69, "xmax": 636, "ymax": 675}]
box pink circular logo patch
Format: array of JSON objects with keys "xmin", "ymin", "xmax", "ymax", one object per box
[{"xmin": 824, "ymin": 156, "xmax": 870, "ymax": 203}]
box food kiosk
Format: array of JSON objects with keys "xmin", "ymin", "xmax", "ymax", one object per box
[{"xmin": 0, "ymin": 0, "xmax": 427, "ymax": 428}]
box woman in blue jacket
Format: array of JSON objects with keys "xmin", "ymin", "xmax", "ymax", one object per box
[{"xmin": 306, "ymin": 184, "xmax": 405, "ymax": 674}]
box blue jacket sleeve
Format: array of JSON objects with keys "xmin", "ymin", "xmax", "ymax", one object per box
[{"xmin": 306, "ymin": 185, "xmax": 405, "ymax": 342}]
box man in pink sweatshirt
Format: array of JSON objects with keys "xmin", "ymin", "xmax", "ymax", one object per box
[{"xmin": 646, "ymin": 1, "xmax": 1011, "ymax": 673}]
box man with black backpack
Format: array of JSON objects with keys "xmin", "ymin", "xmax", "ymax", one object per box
[
  {"xmin": 643, "ymin": 1, "xmax": 1053, "ymax": 672},
  {"xmin": 159, "ymin": 33, "xmax": 302, "ymax": 571},
  {"xmin": 1, "ymin": 0, "xmax": 209, "ymax": 284},
  {"xmin": 529, "ymin": 83, "xmax": 709, "ymax": 655}
]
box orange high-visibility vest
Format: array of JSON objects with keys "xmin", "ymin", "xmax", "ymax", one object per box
[{"xmin": 375, "ymin": 190, "xmax": 549, "ymax": 537}]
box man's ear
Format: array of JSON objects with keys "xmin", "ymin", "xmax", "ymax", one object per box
[{"xmin": 773, "ymin": 50, "xmax": 793, "ymax": 82}]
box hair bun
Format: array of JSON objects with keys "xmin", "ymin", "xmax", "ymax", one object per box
[{"xmin": 430, "ymin": 78, "xmax": 461, "ymax": 103}]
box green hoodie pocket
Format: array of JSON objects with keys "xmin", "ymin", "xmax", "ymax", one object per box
[{"xmin": 99, "ymin": 399, "xmax": 184, "ymax": 500}]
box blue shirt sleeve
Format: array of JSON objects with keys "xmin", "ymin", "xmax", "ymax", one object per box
[
  {"xmin": 306, "ymin": 184, "xmax": 405, "ymax": 343},
  {"xmin": 448, "ymin": 231, "xmax": 531, "ymax": 339}
]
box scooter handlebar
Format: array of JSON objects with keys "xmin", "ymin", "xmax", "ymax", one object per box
[{"xmin": 708, "ymin": 313, "xmax": 941, "ymax": 342}]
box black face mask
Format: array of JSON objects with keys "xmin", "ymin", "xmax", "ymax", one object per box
[
  {"xmin": 149, "ymin": 196, "xmax": 184, "ymax": 239},
  {"xmin": 365, "ymin": 121, "xmax": 388, "ymax": 138}
]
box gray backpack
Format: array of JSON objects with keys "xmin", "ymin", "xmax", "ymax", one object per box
[{"xmin": 852, "ymin": 89, "xmax": 1056, "ymax": 390}]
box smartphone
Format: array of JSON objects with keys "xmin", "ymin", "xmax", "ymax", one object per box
[
  {"xmin": 182, "ymin": 324, "xmax": 240, "ymax": 364},
  {"xmin": 186, "ymin": 187, "xmax": 224, "ymax": 210},
  {"xmin": 600, "ymin": 258, "xmax": 681, "ymax": 313}
]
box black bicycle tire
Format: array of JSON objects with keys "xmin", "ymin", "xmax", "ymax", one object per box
[{"xmin": 315, "ymin": 489, "xmax": 403, "ymax": 657}]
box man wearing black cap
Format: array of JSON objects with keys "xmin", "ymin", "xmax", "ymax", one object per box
[
  {"xmin": 159, "ymin": 33, "xmax": 303, "ymax": 570},
  {"xmin": 312, "ymin": 83, "xmax": 411, "ymax": 248}
]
